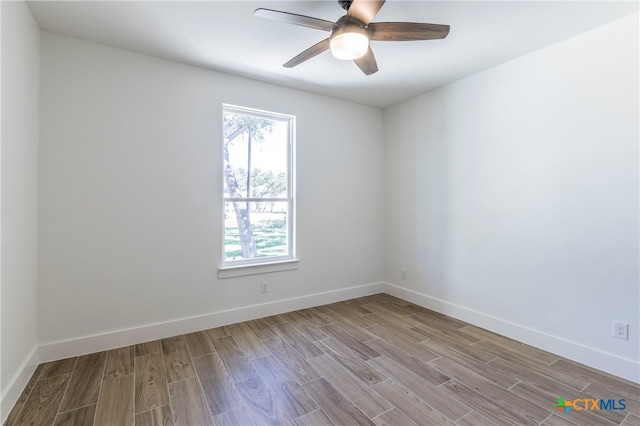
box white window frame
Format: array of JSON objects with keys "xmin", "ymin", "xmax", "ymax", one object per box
[{"xmin": 219, "ymin": 104, "xmax": 296, "ymax": 275}]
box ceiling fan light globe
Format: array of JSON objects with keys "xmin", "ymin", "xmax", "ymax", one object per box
[{"xmin": 330, "ymin": 32, "xmax": 369, "ymax": 60}]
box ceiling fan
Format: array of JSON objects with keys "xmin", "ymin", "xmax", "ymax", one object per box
[{"xmin": 255, "ymin": 0, "xmax": 450, "ymax": 75}]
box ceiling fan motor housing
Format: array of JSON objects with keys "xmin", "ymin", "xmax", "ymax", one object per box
[
  {"xmin": 331, "ymin": 21, "xmax": 368, "ymax": 41},
  {"xmin": 338, "ymin": 0, "xmax": 353, "ymax": 11}
]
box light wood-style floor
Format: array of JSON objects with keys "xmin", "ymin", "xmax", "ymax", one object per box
[{"xmin": 4, "ymin": 294, "xmax": 639, "ymax": 426}]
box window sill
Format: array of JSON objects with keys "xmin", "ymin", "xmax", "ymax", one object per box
[{"xmin": 218, "ymin": 259, "xmax": 299, "ymax": 279}]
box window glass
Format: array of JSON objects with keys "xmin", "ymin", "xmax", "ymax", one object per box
[{"xmin": 222, "ymin": 105, "xmax": 295, "ymax": 266}]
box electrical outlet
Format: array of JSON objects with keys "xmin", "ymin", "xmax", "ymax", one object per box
[
  {"xmin": 260, "ymin": 281, "xmax": 268, "ymax": 293},
  {"xmin": 613, "ymin": 321, "xmax": 628, "ymax": 340},
  {"xmin": 401, "ymin": 269, "xmax": 408, "ymax": 280}
]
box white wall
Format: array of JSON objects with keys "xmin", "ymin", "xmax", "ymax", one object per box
[
  {"xmin": 0, "ymin": 0, "xmax": 41, "ymax": 419},
  {"xmin": 384, "ymin": 14, "xmax": 639, "ymax": 381},
  {"xmin": 38, "ymin": 32, "xmax": 384, "ymax": 354}
]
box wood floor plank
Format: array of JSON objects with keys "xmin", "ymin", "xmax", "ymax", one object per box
[
  {"xmin": 551, "ymin": 359, "xmax": 640, "ymax": 398},
  {"xmin": 13, "ymin": 374, "xmax": 70, "ymax": 426},
  {"xmin": 169, "ymin": 377, "xmax": 214, "ymax": 426},
  {"xmin": 135, "ymin": 353, "xmax": 170, "ymax": 413},
  {"xmin": 409, "ymin": 319, "xmax": 481, "ymax": 346},
  {"xmin": 211, "ymin": 336, "xmax": 258, "ymax": 383},
  {"xmin": 135, "ymin": 340, "xmax": 161, "ymax": 357},
  {"xmin": 339, "ymin": 299, "xmax": 373, "ymax": 315},
  {"xmin": 261, "ymin": 314, "xmax": 287, "ymax": 327},
  {"xmin": 362, "ymin": 301, "xmax": 420, "ymax": 322},
  {"xmin": 480, "ymin": 343, "xmax": 589, "ymax": 391},
  {"xmin": 54, "ymin": 404, "xmax": 96, "ymax": 426},
  {"xmin": 365, "ymin": 323, "xmax": 440, "ymax": 362},
  {"xmin": 309, "ymin": 304, "xmax": 332, "ymax": 314},
  {"xmin": 192, "ymin": 352, "xmax": 237, "ymax": 416},
  {"xmin": 364, "ymin": 294, "xmax": 405, "ymax": 306},
  {"xmin": 416, "ymin": 331, "xmax": 498, "ymax": 364},
  {"xmin": 273, "ymin": 323, "xmax": 324, "ymax": 359},
  {"xmin": 223, "ymin": 322, "xmax": 271, "ymax": 359},
  {"xmin": 433, "ymin": 357, "xmax": 549, "ymax": 424},
  {"xmin": 584, "ymin": 381, "xmax": 640, "ymax": 415},
  {"xmin": 362, "ymin": 313, "xmax": 427, "ymax": 342},
  {"xmin": 490, "ymin": 356, "xmax": 627, "ymax": 425},
  {"xmin": 4, "ymin": 402, "xmax": 25, "ymax": 426},
  {"xmin": 95, "ymin": 374, "xmax": 134, "ymax": 426},
  {"xmin": 488, "ymin": 356, "xmax": 574, "ymax": 391},
  {"xmin": 293, "ymin": 409, "xmax": 335, "ymax": 426},
  {"xmin": 302, "ymin": 378, "xmax": 375, "ymax": 426},
  {"xmin": 205, "ymin": 326, "xmax": 229, "ymax": 341},
  {"xmin": 362, "ymin": 304, "xmax": 423, "ymax": 326},
  {"xmin": 509, "ymin": 380, "xmax": 618, "ymax": 426},
  {"xmin": 104, "ymin": 345, "xmax": 135, "ymax": 379},
  {"xmin": 408, "ymin": 308, "xmax": 470, "ymax": 330},
  {"xmin": 60, "ymin": 351, "xmax": 107, "ymax": 412},
  {"xmin": 402, "ymin": 304, "xmax": 468, "ymax": 329},
  {"xmin": 324, "ymin": 303, "xmax": 376, "ymax": 329},
  {"xmin": 17, "ymin": 364, "xmax": 44, "ymax": 404},
  {"xmin": 135, "ymin": 405, "xmax": 174, "ymax": 426},
  {"xmin": 411, "ymin": 323, "xmax": 479, "ymax": 350},
  {"xmin": 263, "ymin": 336, "xmax": 321, "ymax": 385},
  {"xmin": 367, "ymin": 338, "xmax": 450, "ymax": 386},
  {"xmin": 161, "ymin": 336, "xmax": 196, "ymax": 383},
  {"xmin": 308, "ymin": 355, "xmax": 392, "ymax": 418},
  {"xmin": 505, "ymin": 341, "xmax": 562, "ymax": 366},
  {"xmin": 252, "ymin": 355, "xmax": 318, "ymax": 419},
  {"xmin": 623, "ymin": 413, "xmax": 640, "ymax": 426},
  {"xmin": 245, "ymin": 318, "xmax": 278, "ymax": 341},
  {"xmin": 368, "ymin": 356, "xmax": 470, "ymax": 421},
  {"xmin": 456, "ymin": 410, "xmax": 500, "ymax": 426},
  {"xmin": 372, "ymin": 408, "xmax": 418, "ymax": 426},
  {"xmin": 540, "ymin": 414, "xmax": 581, "ymax": 426},
  {"xmin": 235, "ymin": 375, "xmax": 288, "ymax": 425},
  {"xmin": 371, "ymin": 379, "xmax": 453, "ymax": 425},
  {"xmin": 427, "ymin": 346, "xmax": 519, "ymax": 389},
  {"xmin": 323, "ymin": 311, "xmax": 376, "ymax": 342},
  {"xmin": 367, "ymin": 299, "xmax": 417, "ymax": 317},
  {"xmin": 330, "ymin": 319, "xmax": 376, "ymax": 343},
  {"xmin": 458, "ymin": 325, "xmax": 559, "ymax": 366},
  {"xmin": 319, "ymin": 324, "xmax": 380, "ymax": 360},
  {"xmin": 492, "ymin": 356, "xmax": 580, "ymax": 394},
  {"xmin": 439, "ymin": 378, "xmax": 537, "ymax": 426},
  {"xmin": 40, "ymin": 357, "xmax": 77, "ymax": 378},
  {"xmin": 183, "ymin": 331, "xmax": 215, "ymax": 358},
  {"xmin": 576, "ymin": 397, "xmax": 627, "ymax": 426},
  {"xmin": 315, "ymin": 338, "xmax": 387, "ymax": 386},
  {"xmin": 280, "ymin": 311, "xmax": 328, "ymax": 342},
  {"xmin": 211, "ymin": 409, "xmax": 246, "ymax": 426},
  {"xmin": 350, "ymin": 295, "xmax": 379, "ymax": 306},
  {"xmin": 293, "ymin": 308, "xmax": 331, "ymax": 326}
]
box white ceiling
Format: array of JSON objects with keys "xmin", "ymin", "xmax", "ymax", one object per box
[{"xmin": 27, "ymin": 1, "xmax": 638, "ymax": 108}]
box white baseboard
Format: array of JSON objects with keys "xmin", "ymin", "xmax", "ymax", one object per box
[
  {"xmin": 1, "ymin": 345, "xmax": 39, "ymax": 424},
  {"xmin": 38, "ymin": 282, "xmax": 386, "ymax": 363},
  {"xmin": 384, "ymin": 283, "xmax": 640, "ymax": 383}
]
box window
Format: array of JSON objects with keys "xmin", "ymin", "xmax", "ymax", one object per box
[{"xmin": 221, "ymin": 104, "xmax": 295, "ymax": 268}]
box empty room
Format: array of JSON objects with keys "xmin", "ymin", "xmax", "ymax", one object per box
[{"xmin": 2, "ymin": 0, "xmax": 639, "ymax": 425}]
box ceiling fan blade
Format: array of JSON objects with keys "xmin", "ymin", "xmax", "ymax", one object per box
[
  {"xmin": 254, "ymin": 8, "xmax": 336, "ymax": 31},
  {"xmin": 368, "ymin": 22, "xmax": 450, "ymax": 41},
  {"xmin": 353, "ymin": 47, "xmax": 378, "ymax": 75},
  {"xmin": 346, "ymin": 0, "xmax": 386, "ymax": 26},
  {"xmin": 284, "ymin": 38, "xmax": 331, "ymax": 68}
]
